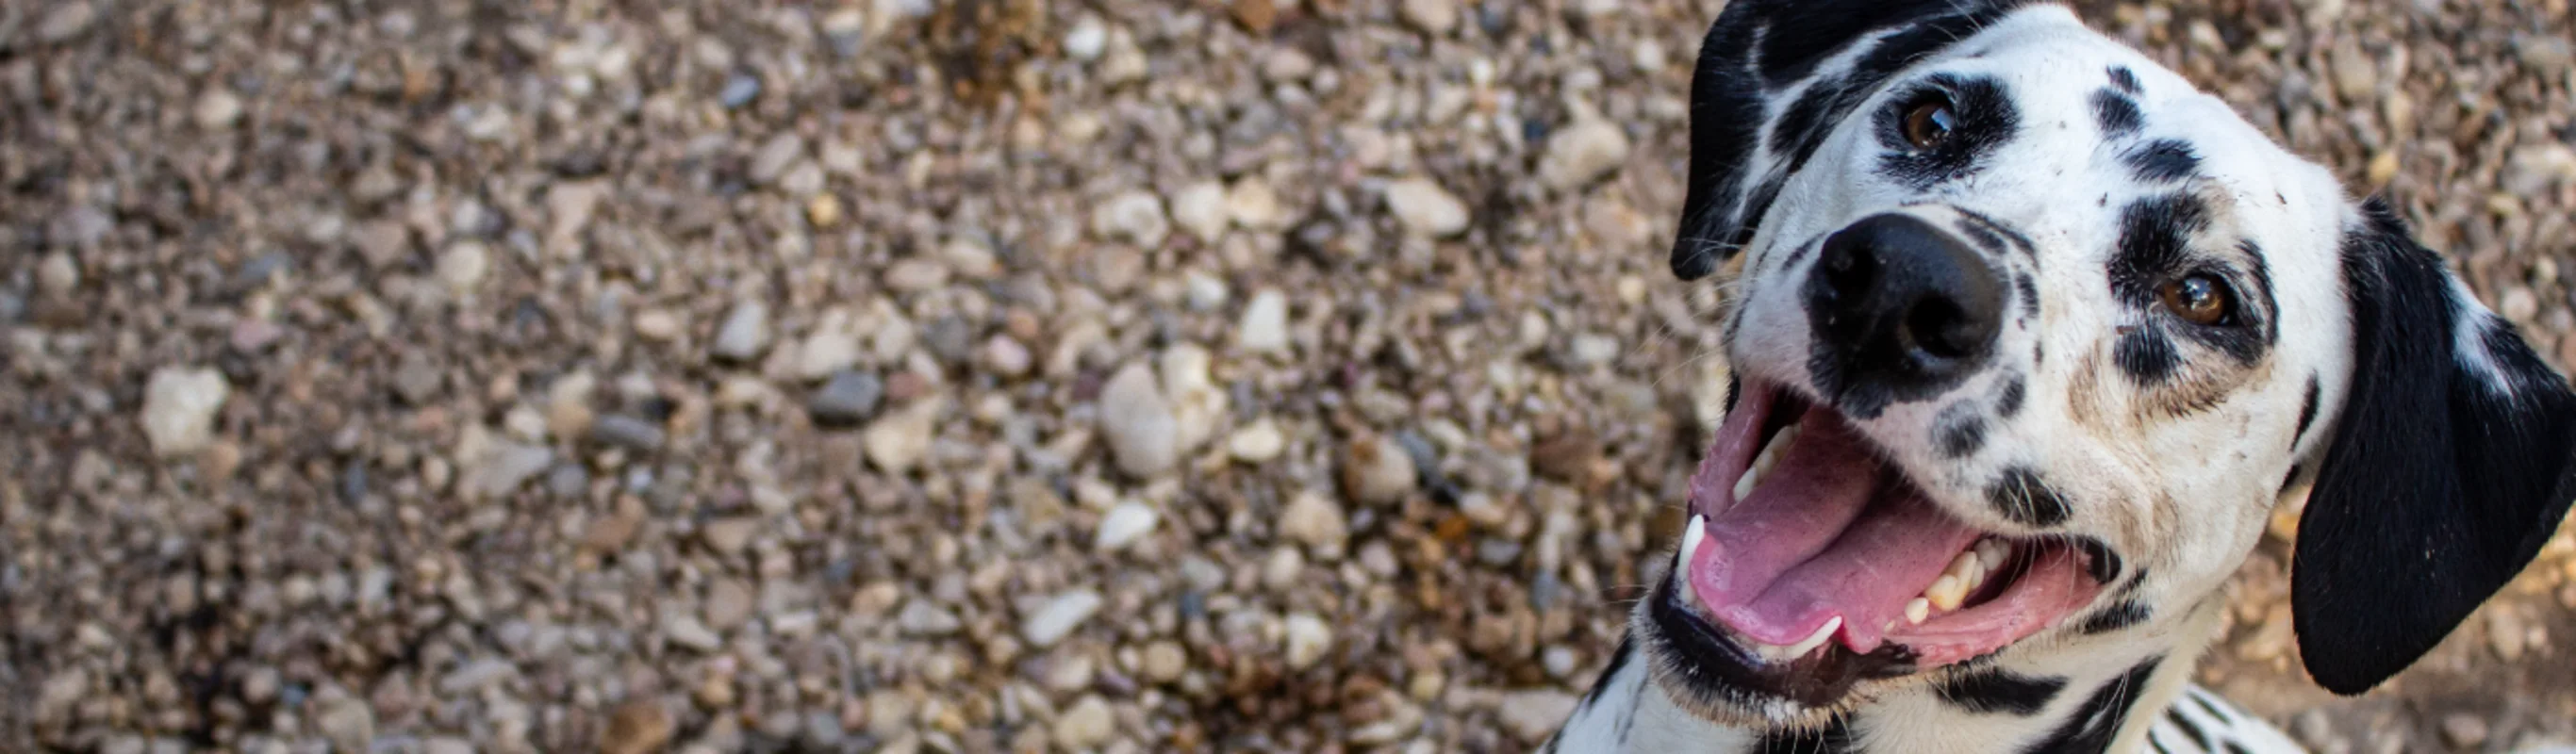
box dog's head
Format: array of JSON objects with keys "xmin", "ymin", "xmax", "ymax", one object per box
[{"xmin": 1639, "ymin": 0, "xmax": 2576, "ymax": 725}]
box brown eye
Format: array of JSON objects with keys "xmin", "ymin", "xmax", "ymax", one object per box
[
  {"xmin": 2157, "ymin": 274, "xmax": 2233, "ymax": 326},
  {"xmin": 1903, "ymin": 99, "xmax": 1957, "ymax": 150}
]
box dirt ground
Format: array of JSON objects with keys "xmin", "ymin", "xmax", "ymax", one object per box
[{"xmin": 3, "ymin": 0, "xmax": 2572, "ymax": 751}]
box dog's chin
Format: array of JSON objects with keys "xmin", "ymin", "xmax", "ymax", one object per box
[{"xmin": 1635, "ymin": 377, "xmax": 2116, "ymax": 725}]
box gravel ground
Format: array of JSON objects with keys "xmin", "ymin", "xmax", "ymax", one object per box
[{"xmin": 3, "ymin": 0, "xmax": 2571, "ymax": 752}]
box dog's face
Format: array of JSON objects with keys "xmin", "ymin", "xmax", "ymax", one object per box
[{"xmin": 1638, "ymin": 0, "xmax": 2576, "ymax": 726}]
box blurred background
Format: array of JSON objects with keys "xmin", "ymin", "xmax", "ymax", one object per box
[{"xmin": 3, "ymin": 0, "xmax": 2572, "ymax": 751}]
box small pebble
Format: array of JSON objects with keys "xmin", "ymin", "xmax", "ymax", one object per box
[
  {"xmin": 1280, "ymin": 490, "xmax": 1349, "ymax": 558},
  {"xmin": 711, "ymin": 302, "xmax": 770, "ymax": 362},
  {"xmin": 141, "ymin": 368, "xmax": 229, "ymax": 458},
  {"xmin": 1283, "ymin": 613, "xmax": 1333, "ymax": 669},
  {"xmin": 591, "ymin": 414, "xmax": 667, "ymax": 451},
  {"xmin": 1098, "ymin": 362, "xmax": 1179, "ymax": 478},
  {"xmin": 1228, "ymin": 419, "xmax": 1288, "ymax": 463},
  {"xmin": 1053, "ymin": 696, "xmax": 1116, "ymax": 749},
  {"xmin": 1093, "ymin": 501, "xmax": 1160, "ymax": 552},
  {"xmin": 1383, "ymin": 177, "xmax": 1471, "ymax": 238},
  {"xmin": 1021, "ymin": 590, "xmax": 1105, "ymax": 647},
  {"xmin": 1237, "ymin": 289, "xmax": 1292, "ymax": 353},
  {"xmin": 809, "ymin": 370, "xmax": 885, "ymax": 426},
  {"xmin": 718, "ymin": 73, "xmax": 762, "ymax": 107}
]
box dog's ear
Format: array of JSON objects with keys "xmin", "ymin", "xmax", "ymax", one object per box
[
  {"xmin": 1671, "ymin": 0, "xmax": 2031, "ymax": 280},
  {"xmin": 2293, "ymin": 198, "xmax": 2576, "ymax": 695}
]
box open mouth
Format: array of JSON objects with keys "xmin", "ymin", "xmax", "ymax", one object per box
[{"xmin": 1646, "ymin": 379, "xmax": 2110, "ymax": 708}]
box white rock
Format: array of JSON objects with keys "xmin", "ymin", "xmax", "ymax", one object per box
[
  {"xmin": 863, "ymin": 399, "xmax": 940, "ymax": 474},
  {"xmin": 1053, "ymin": 696, "xmax": 1116, "ymax": 749},
  {"xmin": 1160, "ymin": 344, "xmax": 1228, "ymax": 456},
  {"xmin": 141, "ymin": 368, "xmax": 229, "ymax": 457},
  {"xmin": 437, "ymin": 240, "xmax": 491, "ymax": 294},
  {"xmin": 1261, "ymin": 547, "xmax": 1306, "ymax": 591},
  {"xmin": 1280, "ymin": 490, "xmax": 1348, "ymax": 558},
  {"xmin": 1226, "ymin": 177, "xmax": 1293, "ymax": 230},
  {"xmin": 711, "ymin": 302, "xmax": 769, "ymax": 361},
  {"xmin": 1184, "ymin": 271, "xmax": 1230, "ymax": 312},
  {"xmin": 459, "ymin": 437, "xmax": 553, "ymax": 500},
  {"xmin": 1091, "ymin": 189, "xmax": 1169, "ymax": 248},
  {"xmin": 316, "ymin": 697, "xmax": 376, "ymax": 752},
  {"xmin": 1064, "ymin": 15, "xmax": 1110, "ymax": 61},
  {"xmin": 1400, "ymin": 0, "xmax": 1458, "ymax": 35},
  {"xmin": 1283, "ymin": 613, "xmax": 1333, "ymax": 669},
  {"xmin": 1171, "ymin": 181, "xmax": 1230, "ymax": 243},
  {"xmin": 438, "ymin": 658, "xmax": 519, "ymax": 695},
  {"xmin": 796, "ymin": 310, "xmax": 865, "ymax": 380},
  {"xmin": 1021, "ymin": 589, "xmax": 1104, "ymax": 647},
  {"xmin": 195, "ymin": 89, "xmax": 245, "ymax": 130},
  {"xmin": 1540, "ymin": 119, "xmax": 1632, "ymax": 190},
  {"xmin": 665, "ymin": 614, "xmax": 723, "ymax": 651},
  {"xmin": 1228, "ymin": 419, "xmax": 1287, "ymax": 463},
  {"xmin": 38, "ymin": 252, "xmax": 77, "ymax": 294},
  {"xmin": 1495, "ymin": 691, "xmax": 1581, "ymax": 744},
  {"xmin": 1094, "ymin": 501, "xmax": 1160, "ymax": 552},
  {"xmin": 1098, "ymin": 362, "xmax": 1178, "ymax": 478},
  {"xmin": 1237, "ymin": 289, "xmax": 1292, "ymax": 353},
  {"xmin": 1383, "ymin": 178, "xmax": 1470, "ymax": 238}
]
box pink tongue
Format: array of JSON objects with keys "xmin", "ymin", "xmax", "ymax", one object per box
[{"xmin": 1684, "ymin": 412, "xmax": 1983, "ymax": 653}]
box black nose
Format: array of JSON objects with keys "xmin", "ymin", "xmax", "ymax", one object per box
[{"xmin": 1804, "ymin": 213, "xmax": 2005, "ymax": 414}]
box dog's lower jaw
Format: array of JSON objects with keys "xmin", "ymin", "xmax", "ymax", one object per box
[{"xmin": 1546, "ymin": 601, "xmax": 2233, "ymax": 753}]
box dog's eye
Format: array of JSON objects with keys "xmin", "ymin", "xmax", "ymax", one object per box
[
  {"xmin": 1902, "ymin": 98, "xmax": 1957, "ymax": 150},
  {"xmin": 2157, "ymin": 274, "xmax": 2234, "ymax": 326}
]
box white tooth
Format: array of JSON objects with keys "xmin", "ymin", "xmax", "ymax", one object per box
[
  {"xmin": 1926, "ymin": 574, "xmax": 1966, "ymax": 612},
  {"xmin": 1679, "ymin": 516, "xmax": 1707, "ymax": 566},
  {"xmin": 1677, "ymin": 516, "xmax": 1709, "ymax": 612},
  {"xmin": 1733, "ymin": 424, "xmax": 1801, "ymax": 501},
  {"xmin": 1975, "ymin": 539, "xmax": 2010, "ymax": 571},
  {"xmin": 1948, "ymin": 550, "xmax": 1986, "ymax": 594},
  {"xmin": 1905, "ymin": 598, "xmax": 1932, "ymax": 625}
]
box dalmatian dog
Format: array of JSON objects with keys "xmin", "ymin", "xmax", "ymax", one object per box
[{"xmin": 1546, "ymin": 1, "xmax": 2576, "ymax": 752}]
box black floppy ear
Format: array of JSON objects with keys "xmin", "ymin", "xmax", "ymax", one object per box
[
  {"xmin": 1670, "ymin": 0, "xmax": 2032, "ymax": 280},
  {"xmin": 2293, "ymin": 198, "xmax": 2576, "ymax": 695}
]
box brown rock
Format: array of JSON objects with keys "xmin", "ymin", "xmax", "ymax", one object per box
[{"xmin": 602, "ymin": 699, "xmax": 674, "ymax": 754}]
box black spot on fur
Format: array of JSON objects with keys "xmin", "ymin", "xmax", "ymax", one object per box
[
  {"xmin": 2022, "ymin": 655, "xmax": 2164, "ymax": 754},
  {"xmin": 1996, "ymin": 375, "xmax": 2025, "ymax": 418},
  {"xmin": 1957, "ymin": 208, "xmax": 2036, "ymax": 258},
  {"xmin": 2107, "ymin": 65, "xmax": 2141, "ymax": 93},
  {"xmin": 1959, "ymin": 217, "xmax": 2009, "ymax": 256},
  {"xmin": 2187, "ymin": 691, "xmax": 2234, "ymax": 723},
  {"xmin": 2167, "ymin": 708, "xmax": 2216, "ymax": 750},
  {"xmin": 1989, "ymin": 466, "xmax": 2072, "ymax": 526},
  {"xmin": 1875, "ymin": 74, "xmax": 2022, "ymax": 189},
  {"xmin": 2079, "ymin": 600, "xmax": 2152, "ymax": 634},
  {"xmin": 2115, "ymin": 327, "xmax": 2183, "ymax": 385},
  {"xmin": 1935, "ymin": 402, "xmax": 1988, "ymax": 458},
  {"xmin": 2108, "ymin": 193, "xmax": 2210, "ymax": 308},
  {"xmin": 2122, "ymin": 139, "xmax": 2201, "ymax": 183},
  {"xmin": 2076, "ymin": 538, "xmax": 2125, "ymax": 583},
  {"xmin": 2091, "ymin": 88, "xmax": 2143, "ymax": 136},
  {"xmin": 1751, "ymin": 713, "xmax": 1858, "ymax": 754},
  {"xmin": 1938, "ymin": 667, "xmax": 2068, "ymax": 715},
  {"xmin": 2017, "ymin": 271, "xmax": 2039, "ymax": 316},
  {"xmin": 2291, "ymin": 374, "xmax": 2320, "ymax": 447}
]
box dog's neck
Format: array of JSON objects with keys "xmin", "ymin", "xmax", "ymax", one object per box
[{"xmin": 1548, "ymin": 604, "xmax": 2221, "ymax": 753}]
